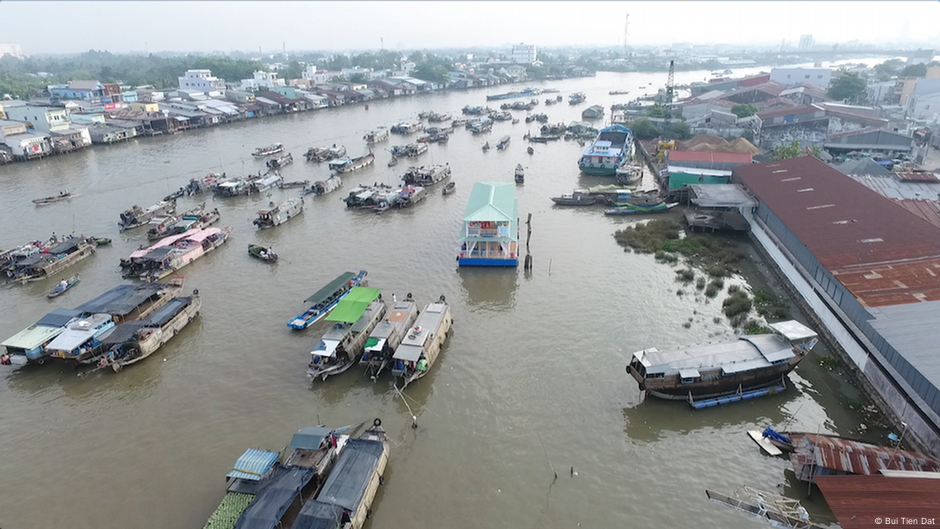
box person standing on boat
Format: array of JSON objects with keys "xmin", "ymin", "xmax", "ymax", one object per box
[
  {"xmin": 417, "ymin": 356, "xmax": 428, "ymax": 372},
  {"xmin": 58, "ymin": 279, "xmax": 68, "ymax": 291},
  {"xmin": 392, "ymin": 293, "xmax": 397, "ymax": 304}
]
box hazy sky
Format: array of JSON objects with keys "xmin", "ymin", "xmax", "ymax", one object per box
[{"xmin": 2, "ymin": 1, "xmax": 938, "ymax": 54}]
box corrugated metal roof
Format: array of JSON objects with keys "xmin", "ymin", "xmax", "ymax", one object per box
[
  {"xmin": 667, "ymin": 150, "xmax": 753, "ymax": 165},
  {"xmin": 1, "ymin": 324, "xmax": 65, "ymax": 350},
  {"xmin": 894, "ymin": 200, "xmax": 940, "ymax": 229},
  {"xmin": 734, "ymin": 157, "xmax": 940, "ymax": 308},
  {"xmin": 756, "ymin": 104, "xmax": 822, "ymax": 120},
  {"xmin": 816, "ymin": 475, "xmax": 940, "ymax": 529},
  {"xmin": 868, "ymin": 302, "xmax": 940, "ymax": 390},
  {"xmin": 688, "ymin": 184, "xmax": 758, "ymax": 208},
  {"xmin": 790, "ymin": 433, "xmax": 940, "ymax": 475},
  {"xmin": 463, "ymin": 182, "xmax": 516, "ymax": 222},
  {"xmin": 227, "ymin": 449, "xmax": 279, "ymax": 481}
]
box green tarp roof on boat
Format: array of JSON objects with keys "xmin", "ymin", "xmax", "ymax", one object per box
[
  {"xmin": 463, "ymin": 182, "xmax": 517, "ymax": 223},
  {"xmin": 1, "ymin": 324, "xmax": 66, "ymax": 350},
  {"xmin": 325, "ymin": 287, "xmax": 381, "ymax": 323},
  {"xmin": 304, "ymin": 272, "xmax": 356, "ymax": 304}
]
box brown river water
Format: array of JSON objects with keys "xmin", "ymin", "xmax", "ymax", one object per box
[{"xmin": 0, "ymin": 69, "xmax": 879, "ymax": 529}]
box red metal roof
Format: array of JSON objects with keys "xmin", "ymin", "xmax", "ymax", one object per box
[
  {"xmin": 790, "ymin": 434, "xmax": 940, "ymax": 475},
  {"xmin": 667, "ymin": 150, "xmax": 753, "ymax": 164},
  {"xmin": 894, "ymin": 200, "xmax": 940, "ymax": 229},
  {"xmin": 735, "ymin": 157, "xmax": 940, "ymax": 307},
  {"xmin": 737, "ymin": 74, "xmax": 771, "ymax": 87},
  {"xmin": 896, "ymin": 172, "xmax": 940, "ymax": 182},
  {"xmin": 816, "ymin": 476, "xmax": 940, "ymax": 529}
]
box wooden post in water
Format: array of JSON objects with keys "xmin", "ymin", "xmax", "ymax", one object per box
[{"xmin": 524, "ymin": 213, "xmax": 533, "ymax": 271}]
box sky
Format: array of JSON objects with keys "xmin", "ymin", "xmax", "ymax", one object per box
[{"xmin": 1, "ymin": 1, "xmax": 938, "ymax": 55}]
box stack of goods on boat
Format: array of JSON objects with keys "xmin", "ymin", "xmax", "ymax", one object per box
[
  {"xmin": 251, "ymin": 143, "xmax": 284, "ymax": 157},
  {"xmin": 578, "ymin": 125, "xmax": 635, "ymax": 176},
  {"xmin": 457, "ymin": 182, "xmax": 520, "ymax": 267},
  {"xmin": 391, "ymin": 143, "xmax": 428, "ymax": 159},
  {"xmin": 301, "ymin": 175, "xmax": 342, "ymax": 196},
  {"xmin": 397, "ymin": 185, "xmax": 427, "ymax": 208},
  {"xmin": 401, "ymin": 164, "xmax": 451, "ymax": 187},
  {"xmin": 363, "ymin": 129, "xmax": 388, "ymax": 144},
  {"xmin": 550, "ymin": 189, "xmax": 596, "ymax": 206},
  {"xmin": 32, "ymin": 190, "xmax": 75, "ymax": 206},
  {"xmin": 308, "ymin": 287, "xmax": 387, "ymax": 381},
  {"xmin": 266, "ymin": 153, "xmax": 293, "ymax": 169},
  {"xmin": 568, "ymin": 92, "xmax": 586, "ymax": 105},
  {"xmin": 4, "ymin": 236, "xmax": 97, "ymax": 282},
  {"xmin": 91, "ymin": 290, "xmax": 201, "ymax": 372},
  {"xmin": 627, "ymin": 320, "xmax": 818, "ymax": 408},
  {"xmin": 146, "ymin": 203, "xmax": 217, "ymax": 241},
  {"xmin": 1, "ymin": 281, "xmax": 185, "ymax": 366},
  {"xmin": 390, "ymin": 121, "xmax": 425, "ymax": 135},
  {"xmin": 287, "ymin": 271, "xmax": 367, "ymax": 330},
  {"xmin": 360, "ymin": 294, "xmax": 420, "ymax": 379},
  {"xmin": 391, "ymin": 295, "xmax": 453, "ymax": 389},
  {"xmin": 305, "ymin": 145, "xmax": 347, "ymax": 163},
  {"xmin": 253, "ymin": 197, "xmax": 304, "ymax": 229},
  {"xmin": 120, "ymin": 227, "xmax": 232, "ymax": 281},
  {"xmin": 427, "ymin": 111, "xmax": 452, "ymax": 122},
  {"xmin": 119, "ymin": 199, "xmax": 177, "ymax": 231},
  {"xmin": 329, "ymin": 153, "xmax": 375, "ymax": 174}
]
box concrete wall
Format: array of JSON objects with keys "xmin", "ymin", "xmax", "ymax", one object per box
[{"xmin": 770, "ymin": 68, "xmax": 832, "ymax": 88}]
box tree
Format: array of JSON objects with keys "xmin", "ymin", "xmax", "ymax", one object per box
[
  {"xmin": 347, "ymin": 73, "xmax": 368, "ymax": 84},
  {"xmin": 828, "ymin": 71, "xmax": 867, "ymax": 103},
  {"xmin": 771, "ymin": 139, "xmax": 820, "ymax": 160},
  {"xmin": 900, "ymin": 63, "xmax": 927, "ymax": 78},
  {"xmin": 631, "ymin": 119, "xmax": 661, "ymax": 140},
  {"xmin": 731, "ymin": 103, "xmax": 759, "ymax": 118},
  {"xmin": 665, "ymin": 121, "xmax": 692, "ymax": 140},
  {"xmin": 644, "ymin": 103, "xmax": 667, "ymax": 118},
  {"xmin": 283, "ymin": 61, "xmax": 303, "ymax": 80}
]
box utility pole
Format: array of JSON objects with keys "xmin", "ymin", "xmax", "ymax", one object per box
[
  {"xmin": 381, "ymin": 37, "xmax": 384, "ymax": 51},
  {"xmin": 623, "ymin": 13, "xmax": 630, "ymax": 54}
]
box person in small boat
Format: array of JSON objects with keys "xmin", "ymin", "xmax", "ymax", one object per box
[
  {"xmin": 417, "ymin": 356, "xmax": 428, "ymax": 372},
  {"xmin": 58, "ymin": 279, "xmax": 68, "ymax": 291}
]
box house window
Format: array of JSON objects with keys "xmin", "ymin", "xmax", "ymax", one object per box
[
  {"xmin": 817, "ymin": 75, "xmax": 823, "ymax": 79},
  {"xmin": 805, "ymin": 75, "xmax": 810, "ymax": 79},
  {"xmin": 787, "ymin": 74, "xmax": 791, "ymax": 79}
]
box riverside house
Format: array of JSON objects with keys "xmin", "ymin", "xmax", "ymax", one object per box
[{"xmin": 458, "ymin": 182, "xmax": 520, "ymax": 267}]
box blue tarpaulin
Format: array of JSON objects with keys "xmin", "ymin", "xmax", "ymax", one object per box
[{"xmin": 227, "ymin": 449, "xmax": 279, "ymax": 481}]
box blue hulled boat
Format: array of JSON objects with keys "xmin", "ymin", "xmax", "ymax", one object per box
[
  {"xmin": 287, "ymin": 270, "xmax": 368, "ymax": 330},
  {"xmin": 577, "ymin": 125, "xmax": 635, "ymax": 177}
]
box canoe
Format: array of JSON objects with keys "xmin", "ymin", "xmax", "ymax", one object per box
[
  {"xmin": 94, "ymin": 237, "xmax": 112, "ymax": 246},
  {"xmin": 442, "ymin": 182, "xmax": 456, "ymax": 196},
  {"xmin": 47, "ymin": 274, "xmax": 80, "ymax": 298},
  {"xmin": 248, "ymin": 244, "xmax": 278, "ymax": 262},
  {"xmin": 32, "ymin": 192, "xmax": 74, "ymax": 205}
]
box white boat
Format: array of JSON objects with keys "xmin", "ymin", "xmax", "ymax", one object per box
[
  {"xmin": 252, "ymin": 143, "xmax": 284, "ymax": 157},
  {"xmin": 397, "ymin": 185, "xmax": 427, "ymax": 208},
  {"xmin": 364, "ymin": 129, "xmax": 389, "ymax": 144},
  {"xmin": 253, "ymin": 197, "xmax": 304, "ymax": 229},
  {"xmin": 360, "ymin": 294, "xmax": 420, "ymax": 379},
  {"xmin": 302, "ymin": 175, "xmax": 343, "ymax": 196},
  {"xmin": 391, "ymin": 295, "xmax": 453, "ymax": 389}
]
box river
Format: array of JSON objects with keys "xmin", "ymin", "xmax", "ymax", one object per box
[{"xmin": 0, "ymin": 67, "xmax": 884, "ymax": 529}]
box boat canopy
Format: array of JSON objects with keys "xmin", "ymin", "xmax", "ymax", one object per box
[
  {"xmin": 636, "ymin": 334, "xmax": 795, "ymax": 377},
  {"xmin": 233, "ymin": 466, "xmax": 317, "ymax": 529},
  {"xmin": 178, "ymin": 228, "xmax": 222, "ymax": 244},
  {"xmin": 311, "ymin": 338, "xmax": 341, "ymax": 358},
  {"xmin": 768, "ymin": 320, "xmax": 817, "ymax": 342},
  {"xmin": 227, "ymin": 448, "xmax": 280, "ymax": 481},
  {"xmin": 325, "ymin": 287, "xmax": 381, "ymax": 323},
  {"xmin": 75, "ymin": 283, "xmax": 168, "ymax": 317},
  {"xmin": 45, "ymin": 314, "xmax": 112, "ymax": 352},
  {"xmin": 219, "ymin": 181, "xmax": 242, "ymax": 188},
  {"xmin": 2, "ymin": 324, "xmax": 65, "ymax": 350},
  {"xmin": 48, "ymin": 239, "xmax": 82, "ymax": 254},
  {"xmin": 289, "ymin": 500, "xmax": 347, "ymax": 529},
  {"xmin": 364, "ymin": 337, "xmax": 386, "ymax": 353},
  {"xmin": 304, "ymin": 272, "xmax": 356, "ymax": 304},
  {"xmin": 100, "ymin": 321, "xmax": 146, "ymax": 345},
  {"xmin": 288, "ymin": 426, "xmax": 334, "ymax": 451},
  {"xmin": 37, "ymin": 308, "xmax": 83, "ymax": 327},
  {"xmin": 313, "ymin": 439, "xmax": 385, "ymax": 511},
  {"xmin": 129, "ymin": 230, "xmax": 194, "ymax": 258},
  {"xmin": 145, "ymin": 297, "xmax": 193, "ymax": 327}
]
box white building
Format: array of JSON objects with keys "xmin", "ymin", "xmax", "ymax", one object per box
[
  {"xmin": 0, "ymin": 44, "xmax": 24, "ymax": 59},
  {"xmin": 909, "ymin": 92, "xmax": 940, "ymax": 122},
  {"xmin": 2, "ymin": 103, "xmax": 90, "ymax": 151},
  {"xmin": 239, "ymin": 71, "xmax": 286, "ymax": 92},
  {"xmin": 769, "ymin": 67, "xmax": 832, "ymax": 88},
  {"xmin": 510, "ymin": 43, "xmax": 537, "ymax": 64},
  {"xmin": 798, "ymin": 35, "xmax": 814, "ymax": 50},
  {"xmin": 178, "ymin": 69, "xmax": 226, "ymax": 95}
]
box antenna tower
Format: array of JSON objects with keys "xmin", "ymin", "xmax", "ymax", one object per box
[
  {"xmin": 623, "ymin": 14, "xmax": 630, "ymax": 52},
  {"xmin": 664, "ymin": 59, "xmax": 675, "ymax": 119}
]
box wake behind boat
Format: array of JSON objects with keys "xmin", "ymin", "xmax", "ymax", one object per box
[{"xmin": 288, "ymin": 270, "xmax": 367, "ymax": 330}]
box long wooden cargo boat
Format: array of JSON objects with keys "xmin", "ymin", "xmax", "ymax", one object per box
[
  {"xmin": 4, "ymin": 237, "xmax": 96, "ymax": 282},
  {"xmin": 253, "ymin": 197, "xmax": 304, "ymax": 229},
  {"xmin": 308, "ymin": 288, "xmax": 386, "ymax": 381},
  {"xmin": 391, "ymin": 295, "xmax": 453, "ymax": 389},
  {"xmin": 146, "ymin": 203, "xmax": 218, "ymax": 241},
  {"xmin": 330, "ymin": 153, "xmax": 375, "ymax": 174},
  {"xmin": 120, "ymin": 227, "xmax": 232, "ymax": 281},
  {"xmin": 627, "ymin": 320, "xmax": 818, "ymax": 402},
  {"xmin": 360, "ymin": 294, "xmax": 420, "ymax": 380},
  {"xmin": 119, "ymin": 199, "xmax": 177, "ymax": 231},
  {"xmin": 288, "ymin": 271, "xmax": 367, "ymax": 330},
  {"xmin": 401, "ymin": 164, "xmax": 451, "ymax": 186}
]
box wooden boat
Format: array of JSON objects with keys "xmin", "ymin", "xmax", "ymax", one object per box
[
  {"xmin": 388, "ymin": 156, "xmax": 399, "ymax": 167},
  {"xmin": 391, "ymin": 295, "xmax": 453, "ymax": 389},
  {"xmin": 306, "ymin": 145, "xmax": 346, "ymax": 162},
  {"xmin": 364, "ymin": 128, "xmax": 389, "ymax": 144},
  {"xmin": 307, "ymin": 288, "xmax": 386, "ymax": 381},
  {"xmin": 251, "ymin": 143, "xmax": 284, "ymax": 157},
  {"xmin": 119, "ymin": 199, "xmax": 177, "ymax": 231},
  {"xmin": 497, "ymin": 135, "xmax": 511, "ymax": 150},
  {"xmin": 93, "ymin": 292, "xmax": 202, "ymax": 372},
  {"xmin": 146, "ymin": 203, "xmax": 210, "ymax": 241},
  {"xmin": 94, "ymin": 237, "xmax": 111, "ymax": 246},
  {"xmin": 551, "ymin": 190, "xmax": 595, "ymax": 206},
  {"xmin": 604, "ymin": 203, "xmax": 678, "ymax": 215},
  {"xmin": 43, "ymin": 313, "xmax": 116, "ymax": 362},
  {"xmin": 514, "ymin": 164, "xmax": 525, "ymax": 184},
  {"xmin": 266, "ymin": 153, "xmax": 293, "ymax": 169},
  {"xmin": 568, "ymin": 92, "xmax": 586, "ymax": 105},
  {"xmin": 442, "ymin": 182, "xmax": 456, "ymax": 196},
  {"xmin": 390, "ymin": 121, "xmax": 425, "ymax": 135},
  {"xmin": 279, "ymin": 179, "xmax": 310, "ymax": 189},
  {"xmin": 582, "ymin": 105, "xmax": 605, "ymax": 120},
  {"xmin": 253, "ymin": 197, "xmax": 304, "ymax": 229},
  {"xmin": 428, "ymin": 111, "xmax": 452, "ymax": 122},
  {"xmin": 512, "ymin": 118, "xmax": 520, "ymax": 124},
  {"xmin": 706, "ymin": 487, "xmax": 822, "ymax": 529},
  {"xmin": 360, "ymin": 294, "xmax": 420, "ymax": 379},
  {"xmin": 47, "ymin": 274, "xmax": 80, "ymax": 298},
  {"xmin": 32, "ymin": 191, "xmax": 74, "ymax": 206},
  {"xmin": 120, "ymin": 227, "xmax": 232, "ymax": 281},
  {"xmin": 288, "ymin": 270, "xmax": 368, "ymax": 330},
  {"xmin": 291, "ymin": 419, "xmax": 389, "ymax": 529},
  {"xmin": 609, "ymin": 90, "xmax": 630, "ymax": 95},
  {"xmin": 330, "ymin": 153, "xmax": 375, "ymax": 174},
  {"xmin": 397, "ymin": 185, "xmax": 426, "ymax": 208},
  {"xmin": 615, "ymin": 163, "xmax": 643, "ymax": 185},
  {"xmin": 482, "ymin": 142, "xmax": 490, "ymax": 151},
  {"xmin": 302, "ymin": 175, "xmax": 343, "ymax": 196},
  {"xmin": 402, "ymin": 164, "xmax": 451, "ymax": 186},
  {"xmin": 248, "ymin": 244, "xmax": 278, "ymax": 262},
  {"xmin": 6, "ymin": 237, "xmax": 97, "ymax": 282},
  {"xmin": 627, "ymin": 321, "xmax": 818, "ymax": 402},
  {"xmin": 527, "ymin": 146, "xmax": 534, "ymax": 155}
]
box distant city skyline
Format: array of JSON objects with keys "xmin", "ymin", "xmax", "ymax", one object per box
[{"xmin": 1, "ymin": 1, "xmax": 938, "ymax": 55}]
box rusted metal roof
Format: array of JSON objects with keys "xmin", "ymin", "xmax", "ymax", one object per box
[
  {"xmin": 894, "ymin": 200, "xmax": 940, "ymax": 229},
  {"xmin": 756, "ymin": 104, "xmax": 822, "ymax": 120},
  {"xmin": 734, "ymin": 157, "xmax": 940, "ymax": 307},
  {"xmin": 816, "ymin": 475, "xmax": 940, "ymax": 529},
  {"xmin": 666, "ymin": 150, "xmax": 753, "ymax": 165},
  {"xmin": 790, "ymin": 433, "xmax": 940, "ymax": 475},
  {"xmin": 896, "ymin": 172, "xmax": 940, "ymax": 183}
]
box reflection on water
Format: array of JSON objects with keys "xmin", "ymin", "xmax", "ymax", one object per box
[{"xmin": 457, "ymin": 267, "xmax": 519, "ymax": 312}]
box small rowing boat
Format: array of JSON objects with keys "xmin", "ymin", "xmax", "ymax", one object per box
[
  {"xmin": 47, "ymin": 274, "xmax": 80, "ymax": 298},
  {"xmin": 32, "ymin": 191, "xmax": 74, "ymax": 206},
  {"xmin": 248, "ymin": 244, "xmax": 277, "ymax": 262},
  {"xmin": 442, "ymin": 182, "xmax": 456, "ymax": 196}
]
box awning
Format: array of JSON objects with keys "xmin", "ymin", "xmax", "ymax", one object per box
[
  {"xmin": 2, "ymin": 325, "xmax": 65, "ymax": 350},
  {"xmin": 227, "ymin": 448, "xmax": 279, "ymax": 481},
  {"xmin": 364, "ymin": 337, "xmax": 385, "ymax": 352},
  {"xmin": 288, "ymin": 426, "xmax": 334, "ymax": 450},
  {"xmin": 304, "ymin": 272, "xmax": 356, "ymax": 304},
  {"xmin": 325, "ymin": 287, "xmax": 381, "ymax": 323},
  {"xmin": 393, "ymin": 343, "xmax": 423, "ymax": 362},
  {"xmin": 678, "ymin": 368, "xmax": 701, "ymax": 379},
  {"xmin": 311, "ymin": 339, "xmax": 340, "ymax": 358}
]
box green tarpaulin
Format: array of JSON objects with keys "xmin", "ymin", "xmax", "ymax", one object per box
[{"xmin": 325, "ymin": 287, "xmax": 381, "ymax": 323}]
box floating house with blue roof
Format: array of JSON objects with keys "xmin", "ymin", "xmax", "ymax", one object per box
[{"xmin": 458, "ymin": 182, "xmax": 519, "ymax": 267}]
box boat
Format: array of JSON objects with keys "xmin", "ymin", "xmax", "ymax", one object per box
[
  {"xmin": 458, "ymin": 182, "xmax": 520, "ymax": 267},
  {"xmin": 581, "ymin": 105, "xmax": 605, "ymax": 120},
  {"xmin": 482, "ymin": 142, "xmax": 490, "ymax": 151},
  {"xmin": 32, "ymin": 191, "xmax": 74, "ymax": 206},
  {"xmin": 462, "ymin": 105, "xmax": 487, "ymax": 115},
  {"xmin": 119, "ymin": 199, "xmax": 177, "ymax": 231},
  {"xmin": 609, "ymin": 90, "xmax": 630, "ymax": 95},
  {"xmin": 279, "ymin": 179, "xmax": 310, "ymax": 189},
  {"xmin": 568, "ymin": 92, "xmax": 586, "ymax": 105},
  {"xmin": 627, "ymin": 320, "xmax": 819, "ymax": 403},
  {"xmin": 119, "ymin": 227, "xmax": 233, "ymax": 281},
  {"xmin": 578, "ymin": 124, "xmax": 635, "ymax": 176},
  {"xmin": 360, "ymin": 294, "xmax": 419, "ymax": 379},
  {"xmin": 163, "ymin": 187, "xmax": 186, "ymax": 201},
  {"xmin": 360, "ymin": 187, "xmax": 402, "ymax": 213},
  {"xmin": 706, "ymin": 487, "xmax": 823, "ymax": 529},
  {"xmin": 468, "ymin": 117, "xmax": 493, "ymax": 134},
  {"xmin": 551, "ymin": 190, "xmax": 596, "ymax": 206},
  {"xmin": 1, "ymin": 308, "xmax": 86, "ymax": 366},
  {"xmin": 527, "ymin": 146, "xmax": 534, "ymax": 155},
  {"xmin": 512, "ymin": 118, "xmax": 520, "ymax": 124},
  {"xmin": 146, "ymin": 203, "xmax": 208, "ymax": 241},
  {"xmin": 306, "ymin": 144, "xmax": 347, "ymax": 163},
  {"xmin": 253, "ymin": 197, "xmax": 304, "ymax": 229},
  {"xmin": 545, "ymin": 98, "xmax": 555, "ymax": 106},
  {"xmin": 497, "ymin": 135, "xmax": 511, "ymax": 150},
  {"xmin": 330, "ymin": 153, "xmax": 375, "ymax": 174},
  {"xmin": 417, "ymin": 111, "xmax": 431, "ymax": 120},
  {"xmin": 397, "ymin": 185, "xmax": 427, "ymax": 208},
  {"xmin": 43, "ymin": 313, "xmax": 116, "ymax": 363},
  {"xmin": 607, "ymin": 189, "xmax": 664, "ymax": 207},
  {"xmin": 246, "ymin": 172, "xmax": 284, "ymax": 194},
  {"xmin": 146, "ymin": 204, "xmax": 220, "ymax": 241},
  {"xmin": 307, "ymin": 287, "xmax": 387, "ymax": 381},
  {"xmin": 391, "ymin": 295, "xmax": 453, "ymax": 389},
  {"xmin": 615, "ymin": 163, "xmax": 643, "ymax": 185},
  {"xmin": 266, "ymin": 153, "xmax": 293, "ymax": 169},
  {"xmin": 486, "ymin": 88, "xmax": 541, "ymax": 101},
  {"xmin": 364, "ymin": 128, "xmax": 389, "ymax": 144},
  {"xmin": 92, "ymin": 292, "xmax": 202, "ymax": 372},
  {"xmin": 302, "ymin": 175, "xmax": 343, "ymax": 196},
  {"xmin": 406, "ymin": 143, "xmax": 428, "ymax": 158},
  {"xmin": 248, "ymin": 244, "xmax": 278, "ymax": 262},
  {"xmin": 252, "ymin": 143, "xmax": 284, "ymax": 157},
  {"xmin": 556, "ymin": 95, "xmax": 563, "ymax": 101},
  {"xmin": 186, "ymin": 173, "xmax": 224, "ymax": 195},
  {"xmin": 604, "ymin": 203, "xmax": 677, "ymax": 215},
  {"xmin": 491, "ymin": 111, "xmax": 512, "ymax": 122},
  {"xmin": 402, "ymin": 164, "xmax": 451, "ymax": 186},
  {"xmin": 514, "ymin": 164, "xmax": 525, "ymax": 184},
  {"xmin": 94, "ymin": 237, "xmax": 111, "ymax": 246},
  {"xmin": 451, "ymin": 118, "xmax": 467, "ymax": 127},
  {"xmin": 388, "ymin": 156, "xmax": 399, "ymax": 167},
  {"xmin": 442, "ymin": 182, "xmax": 456, "ymax": 196},
  {"xmin": 290, "ymin": 419, "xmax": 389, "ymax": 529},
  {"xmin": 5, "ymin": 237, "xmax": 97, "ymax": 282},
  {"xmin": 390, "ymin": 121, "xmax": 425, "ymax": 135},
  {"xmin": 287, "ymin": 270, "xmax": 367, "ymax": 330},
  {"xmin": 47, "ymin": 274, "xmax": 80, "ymax": 298},
  {"xmin": 427, "ymin": 111, "xmax": 452, "ymax": 122}
]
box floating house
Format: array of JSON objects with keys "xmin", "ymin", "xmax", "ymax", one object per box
[{"xmin": 458, "ymin": 182, "xmax": 519, "ymax": 267}]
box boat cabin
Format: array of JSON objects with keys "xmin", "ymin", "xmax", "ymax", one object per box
[
  {"xmin": 1, "ymin": 308, "xmax": 82, "ymax": 365},
  {"xmin": 458, "ymin": 182, "xmax": 520, "ymax": 267},
  {"xmin": 44, "ymin": 313, "xmax": 116, "ymax": 361}
]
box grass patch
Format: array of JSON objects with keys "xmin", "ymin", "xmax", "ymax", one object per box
[
  {"xmin": 613, "ymin": 219, "xmax": 745, "ymax": 273},
  {"xmin": 695, "ymin": 277, "xmax": 706, "ymax": 290},
  {"xmin": 818, "ymin": 355, "xmax": 838, "ymax": 370},
  {"xmin": 676, "ymin": 269, "xmax": 695, "ymax": 283},
  {"xmin": 722, "ymin": 288, "xmax": 752, "ymax": 327},
  {"xmin": 744, "ymin": 319, "xmax": 773, "ymax": 335},
  {"xmin": 753, "ymin": 288, "xmax": 790, "ymax": 320}
]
